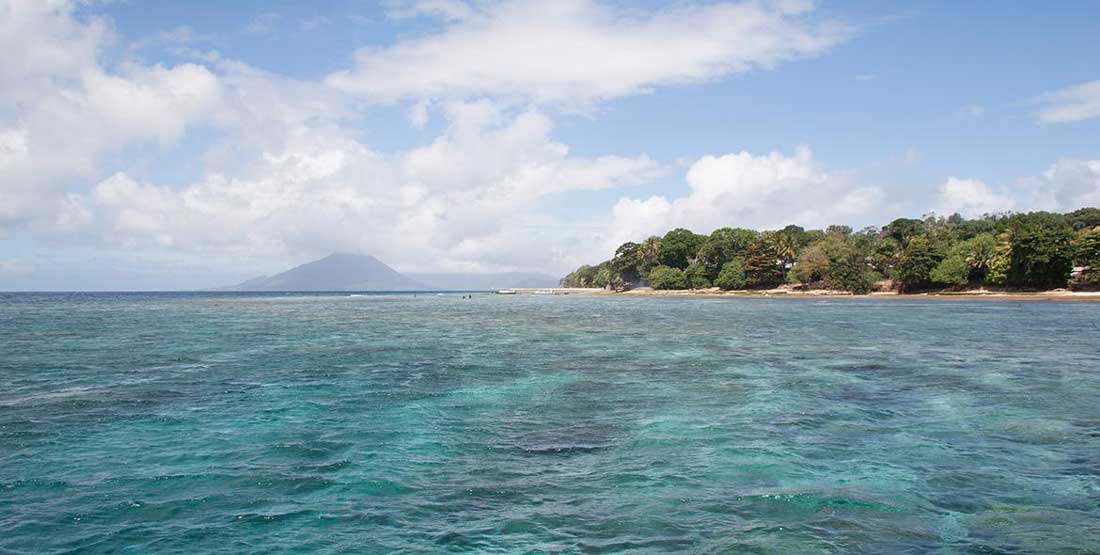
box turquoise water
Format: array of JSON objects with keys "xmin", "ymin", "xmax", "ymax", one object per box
[{"xmin": 2, "ymin": 293, "xmax": 1098, "ymax": 554}]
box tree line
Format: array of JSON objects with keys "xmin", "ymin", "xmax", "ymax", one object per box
[{"xmin": 561, "ymin": 208, "xmax": 1100, "ymax": 293}]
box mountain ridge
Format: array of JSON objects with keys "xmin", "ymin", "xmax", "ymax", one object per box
[
  {"xmin": 221, "ymin": 253, "xmax": 429, "ymax": 291},
  {"xmin": 220, "ymin": 253, "xmax": 560, "ymax": 291}
]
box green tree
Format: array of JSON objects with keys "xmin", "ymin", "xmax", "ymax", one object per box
[
  {"xmin": 648, "ymin": 265, "xmax": 688, "ymax": 290},
  {"xmin": 1067, "ymin": 207, "xmax": 1100, "ymax": 231},
  {"xmin": 770, "ymin": 231, "xmax": 800, "ymax": 268},
  {"xmin": 609, "ymin": 242, "xmax": 642, "ymax": 287},
  {"xmin": 882, "ymin": 218, "xmax": 924, "ymax": 245},
  {"xmin": 1073, "ymin": 226, "xmax": 1100, "ymax": 266},
  {"xmin": 581, "ymin": 264, "xmax": 598, "ymax": 287},
  {"xmin": 868, "ymin": 236, "xmax": 900, "ymax": 277},
  {"xmin": 1071, "ymin": 226, "xmax": 1100, "ymax": 288},
  {"xmin": 955, "ymin": 217, "xmax": 999, "ymax": 240},
  {"xmin": 893, "ymin": 236, "xmax": 939, "ymax": 292},
  {"xmin": 637, "ymin": 236, "xmax": 662, "ymax": 275},
  {"xmin": 697, "ymin": 227, "xmax": 756, "ymax": 280},
  {"xmin": 780, "ymin": 224, "xmax": 813, "ymax": 248},
  {"xmin": 930, "ymin": 253, "xmax": 970, "ymax": 287},
  {"xmin": 824, "ymin": 250, "xmax": 876, "ymax": 294},
  {"xmin": 964, "ymin": 233, "xmax": 999, "ymax": 282},
  {"xmin": 592, "ymin": 262, "xmax": 615, "ymax": 289},
  {"xmin": 986, "ymin": 239, "xmax": 1011, "ymax": 285},
  {"xmin": 789, "ymin": 235, "xmax": 874, "ymax": 293},
  {"xmin": 931, "ymin": 233, "xmax": 1000, "ymax": 287},
  {"xmin": 684, "ymin": 262, "xmax": 711, "ymax": 289},
  {"xmin": 714, "ymin": 258, "xmax": 747, "ymax": 290},
  {"xmin": 743, "ymin": 233, "xmax": 785, "ymax": 288},
  {"xmin": 657, "ymin": 228, "xmax": 706, "ymax": 269},
  {"xmin": 1003, "ymin": 212, "xmax": 1074, "ymax": 288},
  {"xmin": 788, "ymin": 241, "xmax": 829, "ymax": 286}
]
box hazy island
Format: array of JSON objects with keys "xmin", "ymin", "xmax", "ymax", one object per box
[{"xmin": 562, "ymin": 208, "xmax": 1100, "ymax": 298}]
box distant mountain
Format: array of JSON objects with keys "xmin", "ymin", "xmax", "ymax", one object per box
[
  {"xmin": 410, "ymin": 272, "xmax": 560, "ymax": 290},
  {"xmin": 222, "ymin": 253, "xmax": 429, "ymax": 291}
]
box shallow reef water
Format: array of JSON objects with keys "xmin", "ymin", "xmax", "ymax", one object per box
[{"xmin": 1, "ymin": 292, "xmax": 1098, "ymax": 553}]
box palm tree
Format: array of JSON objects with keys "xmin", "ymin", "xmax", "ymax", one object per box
[
  {"xmin": 770, "ymin": 232, "xmax": 799, "ymax": 268},
  {"xmin": 638, "ymin": 236, "xmax": 662, "ymax": 275}
]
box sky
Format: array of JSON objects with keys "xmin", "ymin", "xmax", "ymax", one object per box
[{"xmin": 1, "ymin": 0, "xmax": 1099, "ymax": 290}]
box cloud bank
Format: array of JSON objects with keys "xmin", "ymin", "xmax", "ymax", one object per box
[{"xmin": 0, "ymin": 0, "xmax": 1098, "ymax": 289}]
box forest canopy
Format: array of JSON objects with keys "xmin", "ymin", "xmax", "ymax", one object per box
[{"xmin": 561, "ymin": 208, "xmax": 1100, "ymax": 293}]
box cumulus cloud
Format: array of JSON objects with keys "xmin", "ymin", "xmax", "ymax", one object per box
[
  {"xmin": 934, "ymin": 177, "xmax": 1015, "ymax": 217},
  {"xmin": 603, "ymin": 146, "xmax": 885, "ymax": 247},
  {"xmin": 325, "ymin": 0, "xmax": 851, "ymax": 106},
  {"xmin": 0, "ymin": 0, "xmax": 669, "ymax": 278},
  {"xmin": 1027, "ymin": 159, "xmax": 1100, "ymax": 211},
  {"xmin": 0, "ymin": 0, "xmax": 223, "ymax": 232},
  {"xmin": 80, "ymin": 102, "xmax": 657, "ymax": 272},
  {"xmin": 1036, "ymin": 80, "xmax": 1100, "ymax": 124},
  {"xmin": 935, "ymin": 160, "xmax": 1100, "ymax": 218}
]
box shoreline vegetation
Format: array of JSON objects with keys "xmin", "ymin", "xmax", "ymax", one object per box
[
  {"xmin": 507, "ymin": 287, "xmax": 1100, "ymax": 301},
  {"xmin": 561, "ymin": 208, "xmax": 1100, "ymax": 297}
]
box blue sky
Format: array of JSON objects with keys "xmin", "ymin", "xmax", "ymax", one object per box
[{"xmin": 1, "ymin": 0, "xmax": 1099, "ymax": 290}]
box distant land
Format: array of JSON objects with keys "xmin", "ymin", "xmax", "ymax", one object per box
[{"xmin": 220, "ymin": 253, "xmax": 558, "ymax": 291}]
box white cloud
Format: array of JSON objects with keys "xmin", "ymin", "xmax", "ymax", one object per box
[
  {"xmin": 1036, "ymin": 80, "xmax": 1100, "ymax": 124},
  {"xmin": 0, "ymin": 0, "xmax": 224, "ymax": 233},
  {"xmin": 0, "ymin": 0, "xmax": 663, "ymax": 277},
  {"xmin": 82, "ymin": 63, "xmax": 221, "ymax": 142},
  {"xmin": 326, "ymin": 0, "xmax": 850, "ymax": 106},
  {"xmin": 935, "ymin": 177, "xmax": 1015, "ymax": 217},
  {"xmin": 935, "ymin": 160, "xmax": 1100, "ymax": 218},
  {"xmin": 79, "ymin": 103, "xmax": 658, "ymax": 272},
  {"xmin": 0, "ymin": 0, "xmax": 106, "ymax": 108},
  {"xmin": 0, "ymin": 129, "xmax": 28, "ymax": 168},
  {"xmin": 1027, "ymin": 159, "xmax": 1100, "ymax": 211},
  {"xmin": 602, "ymin": 146, "xmax": 885, "ymax": 247}
]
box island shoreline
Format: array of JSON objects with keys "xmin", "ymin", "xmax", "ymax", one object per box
[{"xmin": 508, "ymin": 287, "xmax": 1100, "ymax": 302}]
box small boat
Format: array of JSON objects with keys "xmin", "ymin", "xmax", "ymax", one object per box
[{"xmin": 495, "ymin": 289, "xmax": 517, "ymax": 295}]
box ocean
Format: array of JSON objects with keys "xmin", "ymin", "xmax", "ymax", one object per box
[{"xmin": 2, "ymin": 292, "xmax": 1098, "ymax": 553}]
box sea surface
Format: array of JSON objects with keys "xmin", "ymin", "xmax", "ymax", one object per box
[{"xmin": 2, "ymin": 292, "xmax": 1099, "ymax": 554}]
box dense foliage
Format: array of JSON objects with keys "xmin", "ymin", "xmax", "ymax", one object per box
[
  {"xmin": 561, "ymin": 208, "xmax": 1100, "ymax": 293},
  {"xmin": 647, "ymin": 265, "xmax": 688, "ymax": 290}
]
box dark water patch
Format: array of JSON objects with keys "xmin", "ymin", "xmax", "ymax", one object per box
[
  {"xmin": 291, "ymin": 459, "xmax": 354, "ymax": 474},
  {"xmin": 265, "ymin": 440, "xmax": 352, "ymax": 461},
  {"xmin": 512, "ymin": 423, "xmax": 621, "ymax": 457}
]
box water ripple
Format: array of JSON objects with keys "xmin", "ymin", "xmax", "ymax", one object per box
[{"xmin": 1, "ymin": 292, "xmax": 1098, "ymax": 553}]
